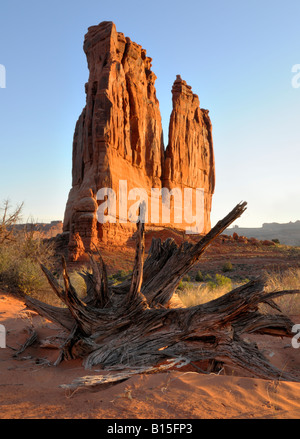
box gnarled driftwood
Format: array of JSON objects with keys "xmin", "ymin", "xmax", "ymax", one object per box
[{"xmin": 25, "ymin": 202, "xmax": 300, "ymax": 381}]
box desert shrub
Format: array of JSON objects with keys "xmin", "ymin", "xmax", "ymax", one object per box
[
  {"xmin": 178, "ymin": 282, "xmax": 231, "ymax": 307},
  {"xmin": 182, "ymin": 274, "xmax": 191, "ymax": 282},
  {"xmin": 177, "ymin": 273, "xmax": 234, "ymax": 307},
  {"xmin": 195, "ymin": 270, "xmax": 204, "ymax": 282},
  {"xmin": 0, "ymin": 239, "xmax": 55, "ymax": 298},
  {"xmin": 222, "ymin": 261, "xmax": 233, "ymax": 272},
  {"xmin": 177, "ymin": 285, "xmax": 201, "ymax": 306},
  {"xmin": 55, "ymin": 269, "xmax": 88, "ymax": 300},
  {"xmin": 216, "ymin": 273, "xmax": 232, "ymax": 288},
  {"xmin": 0, "ymin": 200, "xmax": 56, "ymax": 301},
  {"xmin": 0, "ymin": 199, "xmax": 23, "ymax": 245},
  {"xmin": 241, "ymin": 278, "xmax": 250, "ymax": 285},
  {"xmin": 177, "ymin": 280, "xmax": 185, "ymax": 291},
  {"xmin": 272, "ymin": 238, "xmax": 280, "ymax": 244},
  {"xmin": 207, "ymin": 274, "xmax": 232, "ymax": 291},
  {"xmin": 109, "ymin": 269, "xmax": 132, "ymax": 284},
  {"xmin": 0, "ymin": 244, "xmax": 14, "ymax": 274},
  {"xmin": 178, "ymin": 268, "xmax": 300, "ymax": 312},
  {"xmin": 207, "ymin": 280, "xmax": 215, "ymax": 290},
  {"xmin": 15, "ymin": 258, "xmax": 46, "ymax": 295}
]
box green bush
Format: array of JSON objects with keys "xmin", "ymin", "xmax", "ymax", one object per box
[
  {"xmin": 16, "ymin": 258, "xmax": 46, "ymax": 295},
  {"xmin": 109, "ymin": 269, "xmax": 132, "ymax": 284},
  {"xmin": 0, "ymin": 201, "xmax": 56, "ymax": 299},
  {"xmin": 207, "ymin": 280, "xmax": 217, "ymax": 290},
  {"xmin": 222, "ymin": 261, "xmax": 233, "ymax": 272},
  {"xmin": 0, "ymin": 245, "xmax": 14, "ymax": 275},
  {"xmin": 177, "ymin": 280, "xmax": 185, "ymax": 291},
  {"xmin": 57, "ymin": 269, "xmax": 88, "ymax": 299},
  {"xmin": 208, "ymin": 274, "xmax": 232, "ymax": 291},
  {"xmin": 0, "ymin": 241, "xmax": 54, "ymax": 297},
  {"xmin": 215, "ymin": 273, "xmax": 232, "ymax": 288},
  {"xmin": 195, "ymin": 270, "xmax": 204, "ymax": 282},
  {"xmin": 182, "ymin": 274, "xmax": 191, "ymax": 282}
]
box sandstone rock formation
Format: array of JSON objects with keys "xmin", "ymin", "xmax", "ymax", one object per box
[
  {"xmin": 63, "ymin": 21, "xmax": 215, "ymax": 261},
  {"xmin": 163, "ymin": 75, "xmax": 215, "ymax": 232}
]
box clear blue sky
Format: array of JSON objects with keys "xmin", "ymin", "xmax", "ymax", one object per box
[{"xmin": 0, "ymin": 0, "xmax": 299, "ymax": 228}]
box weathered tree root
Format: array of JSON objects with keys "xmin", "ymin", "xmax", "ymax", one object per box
[{"xmin": 25, "ymin": 202, "xmax": 300, "ymax": 381}]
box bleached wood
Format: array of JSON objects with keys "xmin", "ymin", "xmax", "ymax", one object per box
[{"xmin": 24, "ymin": 202, "xmax": 300, "ymax": 381}]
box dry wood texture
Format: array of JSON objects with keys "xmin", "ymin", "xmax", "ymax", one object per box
[{"xmin": 25, "ymin": 202, "xmax": 300, "ymax": 381}]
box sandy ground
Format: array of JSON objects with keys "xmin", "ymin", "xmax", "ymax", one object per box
[{"xmin": 0, "ymin": 291, "xmax": 299, "ymax": 420}]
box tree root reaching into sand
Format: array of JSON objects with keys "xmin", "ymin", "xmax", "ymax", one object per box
[{"xmin": 24, "ymin": 202, "xmax": 300, "ymax": 382}]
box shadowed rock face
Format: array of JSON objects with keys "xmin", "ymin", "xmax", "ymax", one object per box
[{"xmin": 63, "ymin": 21, "xmax": 215, "ymax": 261}]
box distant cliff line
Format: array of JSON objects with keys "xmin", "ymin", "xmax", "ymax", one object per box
[
  {"xmin": 226, "ymin": 220, "xmax": 300, "ymax": 246},
  {"xmin": 9, "ymin": 221, "xmax": 63, "ymax": 239}
]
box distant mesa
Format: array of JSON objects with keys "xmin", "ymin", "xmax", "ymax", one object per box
[
  {"xmin": 63, "ymin": 21, "xmax": 215, "ymax": 261},
  {"xmin": 12, "ymin": 221, "xmax": 63, "ymax": 239},
  {"xmin": 227, "ymin": 220, "xmax": 300, "ymax": 246}
]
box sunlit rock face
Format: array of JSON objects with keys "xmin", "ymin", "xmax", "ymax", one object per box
[
  {"xmin": 163, "ymin": 74, "xmax": 215, "ymax": 234},
  {"xmin": 63, "ymin": 21, "xmax": 215, "ymax": 260}
]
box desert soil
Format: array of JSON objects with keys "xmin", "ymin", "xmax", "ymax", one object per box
[
  {"xmin": 0, "ymin": 290, "xmax": 299, "ymax": 420},
  {"xmin": 1, "ymin": 233, "xmax": 300, "ymax": 420}
]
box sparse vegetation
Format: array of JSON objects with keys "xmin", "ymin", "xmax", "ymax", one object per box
[
  {"xmin": 272, "ymin": 238, "xmax": 280, "ymax": 244},
  {"xmin": 222, "ymin": 261, "xmax": 233, "ymax": 272},
  {"xmin": 59, "ymin": 269, "xmax": 88, "ymax": 299},
  {"xmin": 176, "ymin": 280, "xmax": 185, "ymax": 291},
  {"xmin": 208, "ymin": 273, "xmax": 232, "ymax": 290},
  {"xmin": 23, "ymin": 201, "xmax": 300, "ymax": 381},
  {"xmin": 177, "ymin": 266, "xmax": 300, "ymax": 314},
  {"xmin": 108, "ymin": 269, "xmax": 132, "ymax": 284},
  {"xmin": 195, "ymin": 270, "xmax": 204, "ymax": 282},
  {"xmin": 0, "ymin": 200, "xmax": 56, "ymax": 302},
  {"xmin": 264, "ymin": 267, "xmax": 300, "ymax": 315},
  {"xmin": 177, "ymin": 273, "xmax": 253, "ymax": 307},
  {"xmin": 0, "ymin": 199, "xmax": 23, "ymax": 244},
  {"xmin": 178, "ymin": 281, "xmax": 231, "ymax": 307}
]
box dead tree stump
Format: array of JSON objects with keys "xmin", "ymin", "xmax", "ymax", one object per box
[{"xmin": 25, "ymin": 202, "xmax": 300, "ymax": 381}]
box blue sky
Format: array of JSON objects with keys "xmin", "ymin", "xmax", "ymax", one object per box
[{"xmin": 0, "ymin": 0, "xmax": 299, "ymax": 228}]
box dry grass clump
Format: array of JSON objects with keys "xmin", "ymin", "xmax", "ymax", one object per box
[
  {"xmin": 0, "ymin": 229, "xmax": 56, "ymax": 300},
  {"xmin": 177, "ymin": 262, "xmax": 300, "ymax": 316},
  {"xmin": 177, "ymin": 274, "xmax": 236, "ymax": 307},
  {"xmin": 263, "ymin": 267, "xmax": 300, "ymax": 315},
  {"xmin": 178, "ymin": 283, "xmax": 228, "ymax": 307},
  {"xmin": 178, "ymin": 267, "xmax": 300, "ymax": 314},
  {"xmin": 57, "ymin": 269, "xmax": 88, "ymax": 300}
]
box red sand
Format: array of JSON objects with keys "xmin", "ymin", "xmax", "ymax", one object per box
[{"xmin": 0, "ymin": 291, "xmax": 299, "ymax": 419}]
